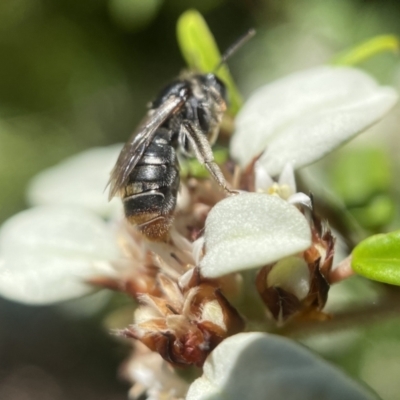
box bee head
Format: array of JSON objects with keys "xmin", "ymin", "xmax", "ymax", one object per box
[{"xmin": 199, "ymin": 73, "xmax": 228, "ymax": 104}]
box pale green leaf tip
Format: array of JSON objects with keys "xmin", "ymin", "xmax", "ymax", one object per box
[
  {"xmin": 177, "ymin": 9, "xmax": 203, "ymax": 30},
  {"xmin": 176, "ymin": 9, "xmax": 242, "ymax": 114},
  {"xmin": 177, "ymin": 9, "xmax": 221, "ymax": 73},
  {"xmin": 332, "ymin": 35, "xmax": 399, "ymax": 66}
]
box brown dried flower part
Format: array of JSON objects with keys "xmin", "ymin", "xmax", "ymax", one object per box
[
  {"xmin": 122, "ymin": 268, "xmax": 245, "ymax": 367},
  {"xmin": 256, "ymin": 209, "xmax": 335, "ymax": 324},
  {"xmin": 302, "ymin": 211, "xmax": 335, "ymax": 315},
  {"xmin": 238, "ymin": 154, "xmax": 259, "ymax": 192}
]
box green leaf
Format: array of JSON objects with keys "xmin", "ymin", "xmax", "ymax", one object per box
[
  {"xmin": 332, "ymin": 35, "xmax": 399, "ymax": 66},
  {"xmin": 176, "ymin": 9, "xmax": 242, "ymax": 114},
  {"xmin": 352, "ymin": 230, "xmax": 400, "ymax": 285}
]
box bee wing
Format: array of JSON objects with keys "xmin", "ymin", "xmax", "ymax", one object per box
[{"xmin": 108, "ymin": 95, "xmax": 184, "ymax": 199}]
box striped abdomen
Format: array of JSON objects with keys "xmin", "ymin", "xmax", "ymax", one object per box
[{"xmin": 122, "ymin": 132, "xmax": 179, "ymax": 241}]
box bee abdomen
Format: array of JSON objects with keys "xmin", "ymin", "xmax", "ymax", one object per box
[
  {"xmin": 122, "ymin": 143, "xmax": 180, "ymax": 241},
  {"xmin": 123, "ymin": 182, "xmax": 178, "ymax": 217},
  {"xmin": 123, "ymin": 185, "xmax": 179, "ymax": 241}
]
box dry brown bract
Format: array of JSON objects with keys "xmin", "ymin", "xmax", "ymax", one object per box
[{"xmin": 122, "ymin": 268, "xmax": 244, "ymax": 367}]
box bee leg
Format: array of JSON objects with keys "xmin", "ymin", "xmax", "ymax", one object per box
[{"xmin": 181, "ymin": 121, "xmax": 236, "ymax": 194}]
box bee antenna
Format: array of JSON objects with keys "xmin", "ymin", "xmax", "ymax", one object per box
[{"xmin": 214, "ymin": 28, "xmax": 256, "ymax": 73}]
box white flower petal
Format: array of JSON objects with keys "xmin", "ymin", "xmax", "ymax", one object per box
[
  {"xmin": 267, "ymin": 256, "xmax": 310, "ymax": 300},
  {"xmin": 200, "ymin": 193, "xmax": 311, "ymax": 278},
  {"xmin": 201, "ymin": 300, "xmax": 226, "ymax": 330},
  {"xmin": 288, "ymin": 192, "xmax": 312, "ymax": 208},
  {"xmin": 231, "ymin": 66, "xmax": 398, "ymax": 174},
  {"xmin": 27, "ymin": 145, "xmax": 124, "ymax": 218},
  {"xmin": 178, "ymin": 268, "xmax": 195, "ymax": 290},
  {"xmin": 254, "ymin": 161, "xmax": 274, "ymax": 191},
  {"xmin": 192, "ymin": 236, "xmax": 205, "ymax": 265},
  {"xmin": 187, "ymin": 332, "xmax": 377, "ymax": 400},
  {"xmin": 0, "ymin": 206, "xmax": 121, "ymax": 304},
  {"xmin": 278, "ymin": 162, "xmax": 296, "ymax": 193}
]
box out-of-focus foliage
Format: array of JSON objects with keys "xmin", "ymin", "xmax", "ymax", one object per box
[
  {"xmin": 330, "ymin": 147, "xmax": 395, "ymax": 230},
  {"xmin": 235, "ymin": 0, "xmax": 400, "ymax": 95},
  {"xmin": 332, "ymin": 35, "xmax": 399, "ymax": 66},
  {"xmin": 109, "ymin": 0, "xmax": 164, "ymax": 31}
]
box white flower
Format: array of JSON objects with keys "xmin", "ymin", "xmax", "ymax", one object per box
[
  {"xmin": 230, "ymin": 66, "xmax": 398, "ymax": 175},
  {"xmin": 187, "ymin": 332, "xmax": 378, "ymax": 400},
  {"xmin": 255, "ymin": 162, "xmax": 312, "ymax": 207},
  {"xmin": 0, "ymin": 205, "xmax": 120, "ymax": 304},
  {"xmin": 199, "ymin": 193, "xmax": 312, "ymax": 278},
  {"xmin": 27, "ymin": 144, "xmax": 124, "ymax": 218},
  {"xmin": 0, "ymin": 145, "xmax": 125, "ymax": 304}
]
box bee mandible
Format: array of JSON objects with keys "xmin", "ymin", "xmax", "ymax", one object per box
[{"xmin": 108, "ymin": 30, "xmax": 255, "ymax": 241}]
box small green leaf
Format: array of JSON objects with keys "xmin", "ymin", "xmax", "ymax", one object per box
[
  {"xmin": 332, "ymin": 35, "xmax": 399, "ymax": 66},
  {"xmin": 352, "ymin": 230, "xmax": 400, "ymax": 285},
  {"xmin": 176, "ymin": 9, "xmax": 242, "ymax": 114}
]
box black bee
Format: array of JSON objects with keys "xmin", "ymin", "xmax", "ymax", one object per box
[{"xmin": 108, "ymin": 30, "xmax": 254, "ymax": 241}]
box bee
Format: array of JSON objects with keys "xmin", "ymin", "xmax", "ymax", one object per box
[{"xmin": 108, "ymin": 30, "xmax": 255, "ymax": 241}]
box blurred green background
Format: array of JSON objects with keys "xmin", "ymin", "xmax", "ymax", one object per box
[{"xmin": 1, "ymin": 0, "xmax": 400, "ymax": 399}]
